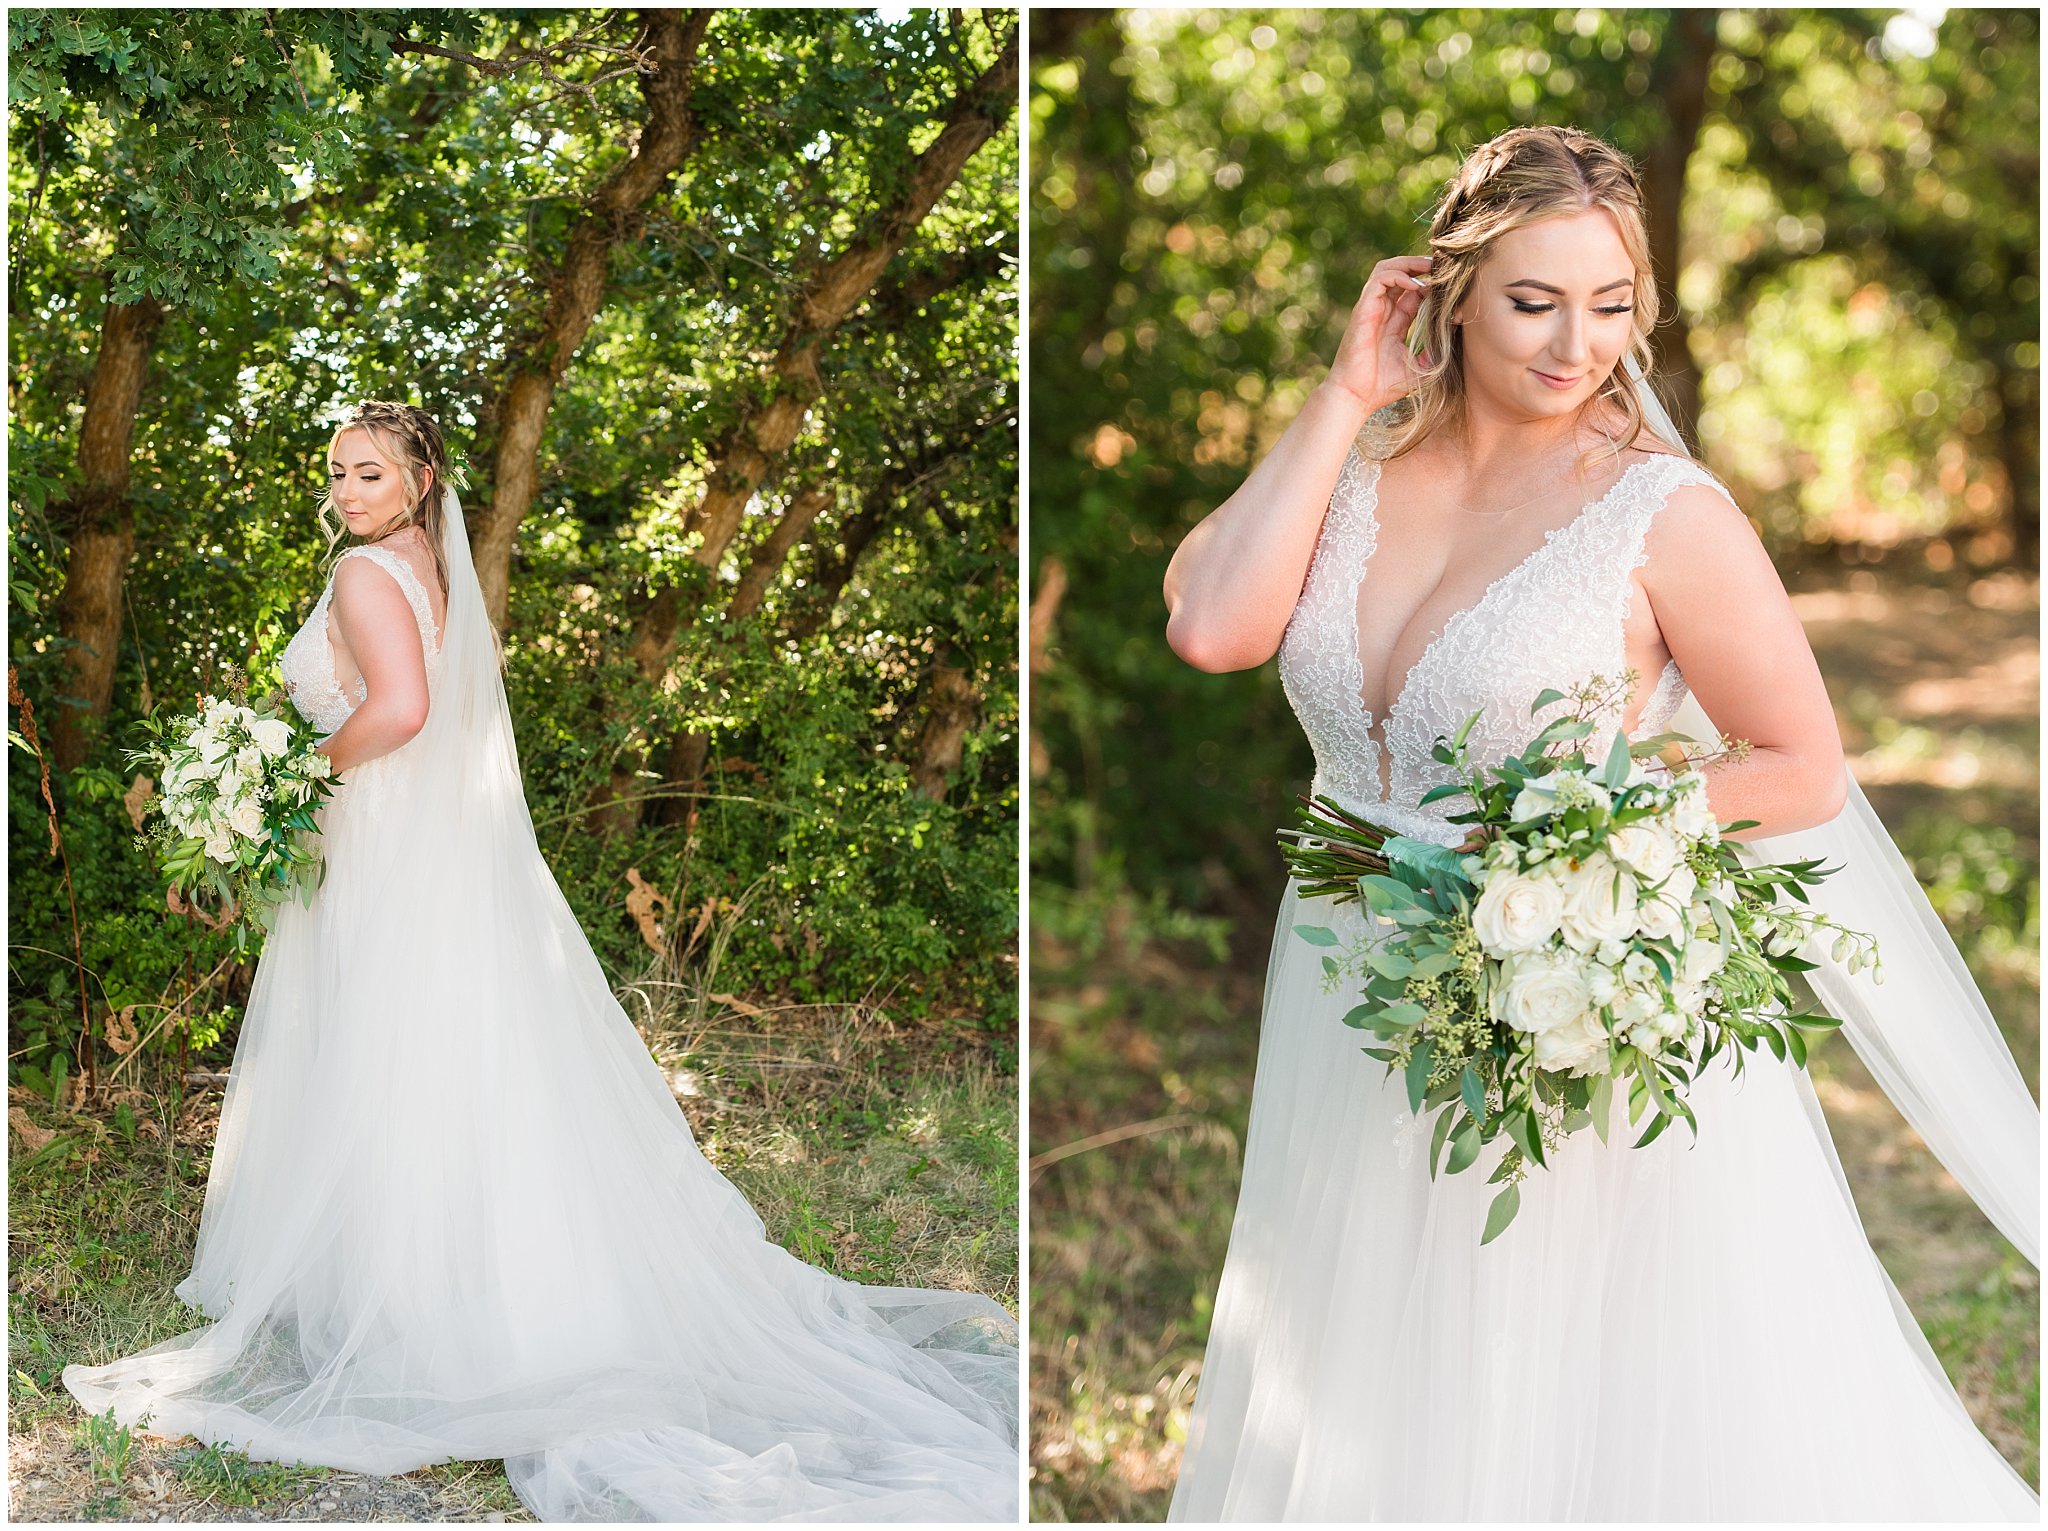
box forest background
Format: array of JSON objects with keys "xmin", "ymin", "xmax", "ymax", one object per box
[
  {"xmin": 8, "ymin": 9, "xmax": 1020, "ymax": 1521},
  {"xmin": 1030, "ymin": 7, "xmax": 2039, "ymax": 1520}
]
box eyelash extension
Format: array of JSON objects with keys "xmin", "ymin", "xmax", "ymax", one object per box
[{"xmin": 1511, "ymin": 300, "xmax": 1635, "ymax": 316}]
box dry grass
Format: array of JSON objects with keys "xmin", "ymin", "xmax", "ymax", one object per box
[{"xmin": 9, "ymin": 972, "xmax": 1017, "ymax": 1523}]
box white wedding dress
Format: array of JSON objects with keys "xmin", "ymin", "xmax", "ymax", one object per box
[
  {"xmin": 64, "ymin": 496, "xmax": 1019, "ymax": 1523},
  {"xmin": 1168, "ymin": 424, "xmax": 2039, "ymax": 1521}
]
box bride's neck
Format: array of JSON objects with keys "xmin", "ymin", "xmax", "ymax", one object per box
[{"xmin": 1446, "ymin": 397, "xmax": 1615, "ymax": 485}]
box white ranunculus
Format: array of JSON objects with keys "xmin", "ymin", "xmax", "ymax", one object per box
[
  {"xmin": 251, "ymin": 717, "xmax": 294, "ymax": 758},
  {"xmin": 228, "ymin": 798, "xmax": 266, "ymax": 840},
  {"xmin": 1680, "ymin": 939, "xmax": 1727, "ymax": 984},
  {"xmin": 1472, "ymin": 867, "xmax": 1567, "ymax": 954},
  {"xmin": 1606, "ymin": 821, "xmax": 1681, "ymax": 884},
  {"xmin": 1559, "ymin": 854, "xmax": 1639, "ymax": 952},
  {"xmin": 1494, "ymin": 951, "xmax": 1595, "ymax": 1036},
  {"xmin": 1532, "ymin": 1010, "xmax": 1610, "ymax": 1075}
]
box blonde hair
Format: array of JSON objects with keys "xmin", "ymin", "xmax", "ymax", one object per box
[
  {"xmin": 319, "ymin": 401, "xmax": 455, "ymax": 595},
  {"xmin": 1385, "ymin": 125, "xmax": 1662, "ymax": 466}
]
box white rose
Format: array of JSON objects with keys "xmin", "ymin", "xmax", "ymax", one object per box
[
  {"xmin": 251, "ymin": 717, "xmax": 294, "ymax": 758},
  {"xmin": 1672, "ymin": 979, "xmax": 1706, "ymax": 1015},
  {"xmin": 194, "ymin": 726, "xmax": 232, "ymax": 766},
  {"xmin": 235, "ymin": 743, "xmax": 264, "ymax": 778},
  {"xmin": 228, "ymin": 798, "xmax": 266, "ymax": 841},
  {"xmin": 1620, "ymin": 986, "xmax": 1664, "ymax": 1026},
  {"xmin": 1493, "ymin": 951, "xmax": 1594, "ymax": 1036},
  {"xmin": 1532, "ymin": 1010, "xmax": 1610, "ymax": 1075},
  {"xmin": 1670, "ymin": 776, "xmax": 1719, "ymax": 841},
  {"xmin": 204, "ymin": 830, "xmax": 235, "ymax": 863},
  {"xmin": 1681, "ymin": 939, "xmax": 1726, "ymax": 984},
  {"xmin": 1607, "ymin": 822, "xmax": 1681, "ymax": 884},
  {"xmin": 1559, "ymin": 854, "xmax": 1639, "ymax": 952},
  {"xmin": 1473, "ymin": 868, "xmax": 1566, "ymax": 954},
  {"xmin": 1510, "ymin": 782, "xmax": 1559, "ymax": 822},
  {"xmin": 1655, "ymin": 862, "xmax": 1698, "ymax": 910},
  {"xmin": 1634, "ymin": 895, "xmax": 1682, "ymax": 942}
]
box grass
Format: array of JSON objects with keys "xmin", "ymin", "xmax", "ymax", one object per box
[
  {"xmin": 1029, "ymin": 559, "xmax": 2040, "ymax": 1520},
  {"xmin": 10, "ymin": 983, "xmax": 1017, "ymax": 1523}
]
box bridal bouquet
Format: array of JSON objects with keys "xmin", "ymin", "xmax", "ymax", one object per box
[
  {"xmin": 128, "ymin": 672, "xmax": 335, "ymax": 951},
  {"xmin": 1282, "ymin": 674, "xmax": 1879, "ymax": 1244}
]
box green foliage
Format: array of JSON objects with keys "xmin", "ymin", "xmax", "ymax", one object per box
[{"xmin": 10, "ymin": 10, "xmax": 1018, "ymax": 1088}]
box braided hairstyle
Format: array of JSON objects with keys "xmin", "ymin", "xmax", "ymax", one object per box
[
  {"xmin": 318, "ymin": 401, "xmax": 457, "ymax": 596},
  {"xmin": 1384, "ymin": 125, "xmax": 1663, "ymax": 466}
]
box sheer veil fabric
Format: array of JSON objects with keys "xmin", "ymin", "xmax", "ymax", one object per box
[
  {"xmin": 63, "ymin": 487, "xmax": 1020, "ymax": 1522},
  {"xmin": 1164, "ymin": 371, "xmax": 2038, "ymax": 1520}
]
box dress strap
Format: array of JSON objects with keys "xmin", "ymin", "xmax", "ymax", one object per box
[{"xmin": 336, "ymin": 544, "xmax": 443, "ymax": 657}]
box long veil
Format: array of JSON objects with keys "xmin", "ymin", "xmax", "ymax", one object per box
[
  {"xmin": 1627, "ymin": 356, "xmax": 2039, "ymax": 1268},
  {"xmin": 64, "ymin": 483, "xmax": 1021, "ymax": 1521}
]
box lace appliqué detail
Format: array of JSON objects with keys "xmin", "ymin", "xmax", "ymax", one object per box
[
  {"xmin": 1280, "ymin": 446, "xmax": 1734, "ymax": 847},
  {"xmin": 279, "ymin": 545, "xmax": 443, "ymax": 736},
  {"xmin": 1278, "ymin": 436, "xmax": 1385, "ymax": 807}
]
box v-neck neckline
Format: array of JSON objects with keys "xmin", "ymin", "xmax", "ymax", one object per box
[{"xmin": 1353, "ymin": 450, "xmax": 1672, "ymax": 765}]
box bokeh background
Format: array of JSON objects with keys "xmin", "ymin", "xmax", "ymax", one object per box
[
  {"xmin": 1029, "ymin": 7, "xmax": 2038, "ymax": 1519},
  {"xmin": 9, "ymin": 10, "xmax": 1018, "ymax": 1521}
]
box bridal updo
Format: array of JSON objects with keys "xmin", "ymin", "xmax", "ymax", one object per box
[
  {"xmin": 1387, "ymin": 124, "xmax": 1663, "ymax": 461},
  {"xmin": 318, "ymin": 400, "xmax": 457, "ymax": 596}
]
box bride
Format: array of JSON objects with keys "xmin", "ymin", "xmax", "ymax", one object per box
[
  {"xmin": 1160, "ymin": 126, "xmax": 2037, "ymax": 1520},
  {"xmin": 62, "ymin": 401, "xmax": 1019, "ymax": 1522}
]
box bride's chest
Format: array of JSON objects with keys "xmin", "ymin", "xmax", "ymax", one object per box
[{"xmin": 1277, "ymin": 444, "xmax": 1695, "ymax": 806}]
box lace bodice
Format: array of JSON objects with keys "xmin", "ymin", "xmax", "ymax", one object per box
[
  {"xmin": 279, "ymin": 544, "xmax": 444, "ymax": 735},
  {"xmin": 1278, "ymin": 425, "xmax": 1729, "ymax": 847}
]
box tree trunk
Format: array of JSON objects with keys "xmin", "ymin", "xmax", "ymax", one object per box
[
  {"xmin": 51, "ymin": 293, "xmax": 167, "ymax": 770},
  {"xmin": 624, "ymin": 27, "xmax": 1020, "ymax": 688},
  {"xmin": 469, "ymin": 9, "xmax": 712, "ymax": 627},
  {"xmin": 1643, "ymin": 9, "xmax": 1719, "ymax": 446},
  {"xmin": 910, "ymin": 643, "xmax": 980, "ymax": 802}
]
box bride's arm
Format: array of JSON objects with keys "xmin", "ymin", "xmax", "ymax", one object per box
[
  {"xmin": 316, "ymin": 559, "xmax": 432, "ymax": 777},
  {"xmin": 1639, "ymin": 484, "xmax": 1848, "ymax": 838},
  {"xmin": 1164, "ymin": 255, "xmax": 1432, "ymax": 672},
  {"xmin": 1163, "ymin": 383, "xmax": 1376, "ymax": 672}
]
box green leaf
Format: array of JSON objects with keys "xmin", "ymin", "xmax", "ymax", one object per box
[
  {"xmin": 1383, "ymin": 835, "xmax": 1476, "ymax": 891},
  {"xmin": 1379, "ymin": 1001, "xmax": 1426, "ymax": 1029},
  {"xmin": 1480, "ymin": 1182, "xmax": 1521, "ymax": 1244},
  {"xmin": 1294, "ymin": 923, "xmax": 1339, "ymax": 947},
  {"xmin": 1601, "ymin": 727, "xmax": 1632, "ymax": 790},
  {"xmin": 1459, "ymin": 1065, "xmax": 1488, "ymax": 1125},
  {"xmin": 1428, "ymin": 1105, "xmax": 1455, "ymax": 1180},
  {"xmin": 1529, "ymin": 688, "xmax": 1567, "ymax": 715},
  {"xmin": 1446, "ymin": 1117, "xmax": 1481, "ymax": 1174},
  {"xmin": 1784, "ymin": 1023, "xmax": 1808, "ymax": 1068},
  {"xmin": 1634, "ymin": 1110, "xmax": 1673, "ymax": 1148},
  {"xmin": 1405, "ymin": 1040, "xmax": 1433, "ymax": 1113},
  {"xmin": 1339, "ymin": 1003, "xmax": 1377, "ymax": 1029}
]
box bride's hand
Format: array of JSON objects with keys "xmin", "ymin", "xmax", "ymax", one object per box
[{"xmin": 1326, "ymin": 256, "xmax": 1435, "ymax": 413}]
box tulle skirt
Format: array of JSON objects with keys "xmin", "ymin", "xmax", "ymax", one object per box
[
  {"xmin": 1168, "ymin": 879, "xmax": 2036, "ymax": 1522},
  {"xmin": 63, "ymin": 759, "xmax": 1019, "ymax": 1522}
]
